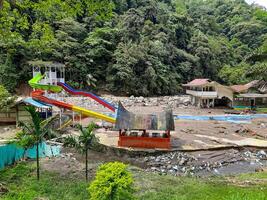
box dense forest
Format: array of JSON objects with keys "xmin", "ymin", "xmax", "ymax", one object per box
[{"xmin": 0, "ymin": 0, "xmax": 267, "ymax": 96}]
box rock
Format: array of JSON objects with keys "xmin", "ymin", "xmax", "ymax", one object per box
[
  {"xmin": 213, "ymin": 169, "xmax": 219, "ymax": 174},
  {"xmin": 3, "ymin": 127, "xmax": 10, "ymax": 132},
  {"xmin": 151, "ymin": 167, "xmax": 158, "ymax": 171},
  {"xmin": 172, "ymin": 165, "xmax": 178, "ymax": 171},
  {"xmin": 166, "ymin": 165, "xmax": 172, "ymax": 170},
  {"xmin": 256, "ymin": 150, "xmax": 267, "ymax": 158},
  {"xmin": 129, "ymin": 95, "xmax": 135, "ymax": 100},
  {"xmin": 181, "ymin": 167, "xmax": 186, "ymax": 173},
  {"xmin": 178, "ymin": 158, "xmax": 186, "ymax": 166},
  {"xmin": 260, "ymin": 123, "xmax": 266, "ymax": 128}
]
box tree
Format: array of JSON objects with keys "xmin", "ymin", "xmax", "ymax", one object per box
[
  {"xmin": 1, "ymin": 0, "xmax": 267, "ymax": 94},
  {"xmin": 63, "ymin": 123, "xmax": 97, "ymax": 181},
  {"xmin": 16, "ymin": 106, "xmax": 54, "ymax": 180},
  {"xmin": 246, "ymin": 62, "xmax": 267, "ymax": 81},
  {"xmin": 0, "ymin": 84, "xmax": 15, "ymax": 111},
  {"xmin": 88, "ymin": 162, "xmax": 135, "ymax": 200},
  {"xmin": 219, "ymin": 63, "xmax": 250, "ymax": 85}
]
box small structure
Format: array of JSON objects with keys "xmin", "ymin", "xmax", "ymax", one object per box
[
  {"xmin": 29, "ymin": 61, "xmax": 65, "ymax": 86},
  {"xmin": 183, "ymin": 79, "xmax": 234, "ymax": 108},
  {"xmin": 116, "ymin": 102, "xmax": 174, "ymax": 149},
  {"xmin": 0, "ymin": 97, "xmax": 52, "ymax": 125},
  {"xmin": 231, "ymin": 80, "xmax": 267, "ymax": 111}
]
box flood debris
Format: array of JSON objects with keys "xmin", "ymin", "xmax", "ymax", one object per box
[
  {"xmin": 141, "ymin": 150, "xmax": 267, "ymax": 176},
  {"xmin": 235, "ymin": 127, "xmax": 255, "ymax": 135}
]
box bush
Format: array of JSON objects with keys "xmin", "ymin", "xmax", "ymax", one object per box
[
  {"xmin": 88, "ymin": 162, "xmax": 135, "ymax": 200},
  {"xmin": 0, "ymin": 84, "xmax": 15, "ymax": 111}
]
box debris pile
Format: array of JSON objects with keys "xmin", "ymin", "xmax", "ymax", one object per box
[
  {"xmin": 243, "ymin": 150, "xmax": 267, "ymax": 165},
  {"xmin": 62, "ymin": 95, "xmax": 191, "ymax": 109},
  {"xmin": 121, "ymin": 95, "xmax": 191, "ymax": 108},
  {"xmin": 142, "ymin": 152, "xmax": 230, "ymax": 175},
  {"xmin": 235, "ymin": 127, "xmax": 255, "ymax": 136},
  {"xmin": 141, "ymin": 150, "xmax": 267, "ymax": 176}
]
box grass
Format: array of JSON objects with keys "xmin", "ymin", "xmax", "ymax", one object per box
[
  {"xmin": 256, "ymin": 108, "xmax": 267, "ymax": 113},
  {"xmin": 132, "ymin": 166, "xmax": 267, "ymax": 200},
  {"xmin": 1, "ymin": 162, "xmax": 267, "ymax": 200},
  {"xmin": 0, "ymin": 162, "xmax": 88, "ymax": 200}
]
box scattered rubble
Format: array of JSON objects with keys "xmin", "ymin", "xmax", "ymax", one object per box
[
  {"xmin": 61, "ymin": 95, "xmax": 191, "ymax": 109},
  {"xmin": 235, "ymin": 127, "xmax": 255, "ymax": 135},
  {"xmin": 141, "ymin": 150, "xmax": 267, "ymax": 176}
]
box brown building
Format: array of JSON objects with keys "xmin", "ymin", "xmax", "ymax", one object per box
[{"xmin": 231, "ymin": 80, "xmax": 267, "ymax": 111}]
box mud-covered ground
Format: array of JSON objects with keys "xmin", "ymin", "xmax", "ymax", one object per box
[
  {"xmin": 39, "ymin": 147, "xmax": 267, "ymax": 178},
  {"xmin": 1, "ymin": 95, "xmax": 267, "ymax": 177}
]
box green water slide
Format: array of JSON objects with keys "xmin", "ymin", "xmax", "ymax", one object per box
[{"xmin": 29, "ymin": 73, "xmax": 62, "ymax": 93}]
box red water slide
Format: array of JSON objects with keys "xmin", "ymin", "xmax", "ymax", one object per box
[{"xmin": 57, "ymin": 82, "xmax": 116, "ymax": 112}]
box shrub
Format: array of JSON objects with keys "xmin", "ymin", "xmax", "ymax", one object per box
[
  {"xmin": 88, "ymin": 162, "xmax": 135, "ymax": 200},
  {"xmin": 0, "ymin": 84, "xmax": 15, "ymax": 111}
]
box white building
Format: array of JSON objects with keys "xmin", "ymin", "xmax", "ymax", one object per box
[{"xmin": 182, "ymin": 79, "xmax": 234, "ymax": 108}]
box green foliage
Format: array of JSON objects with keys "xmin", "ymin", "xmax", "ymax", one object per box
[
  {"xmin": 254, "ymin": 8, "xmax": 267, "ymax": 25},
  {"xmin": 219, "ymin": 63, "xmax": 250, "ymax": 85},
  {"xmin": 1, "ymin": 162, "xmax": 267, "ymax": 200},
  {"xmin": 15, "ymin": 112, "xmax": 56, "ymax": 149},
  {"xmin": 0, "ymin": 162, "xmax": 88, "ymax": 200},
  {"xmin": 15, "ymin": 106, "xmax": 54, "ymax": 180},
  {"xmin": 0, "ymin": 84, "xmax": 15, "ymax": 111},
  {"xmin": 63, "ymin": 123, "xmax": 97, "ymax": 181},
  {"xmin": 88, "ymin": 162, "xmax": 135, "ymax": 200},
  {"xmin": 63, "ymin": 123, "xmax": 97, "ymax": 153},
  {"xmin": 246, "ymin": 62, "xmax": 267, "ymax": 80},
  {"xmin": 1, "ymin": 0, "xmax": 267, "ymax": 94}
]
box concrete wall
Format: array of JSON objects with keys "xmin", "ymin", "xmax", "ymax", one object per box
[{"xmin": 216, "ymin": 84, "xmax": 234, "ymax": 101}]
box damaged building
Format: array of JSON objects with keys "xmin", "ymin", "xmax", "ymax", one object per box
[{"xmin": 231, "ymin": 80, "xmax": 267, "ymax": 112}]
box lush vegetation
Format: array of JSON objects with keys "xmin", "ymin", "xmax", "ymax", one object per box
[
  {"xmin": 0, "ymin": 162, "xmax": 88, "ymax": 200},
  {"xmin": 88, "ymin": 162, "xmax": 134, "ymax": 200},
  {"xmin": 15, "ymin": 106, "xmax": 54, "ymax": 180},
  {"xmin": 1, "ymin": 0, "xmax": 267, "ymax": 96},
  {"xmin": 88, "ymin": 162, "xmax": 135, "ymax": 200},
  {"xmin": 1, "ymin": 162, "xmax": 267, "ymax": 200},
  {"xmin": 0, "ymin": 84, "xmax": 15, "ymax": 111},
  {"xmin": 63, "ymin": 123, "xmax": 97, "ymax": 181}
]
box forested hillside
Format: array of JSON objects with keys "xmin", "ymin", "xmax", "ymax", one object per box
[{"xmin": 0, "ymin": 0, "xmax": 267, "ymax": 96}]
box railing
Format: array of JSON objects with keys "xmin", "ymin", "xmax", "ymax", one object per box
[{"xmin": 186, "ymin": 90, "xmax": 218, "ymax": 98}]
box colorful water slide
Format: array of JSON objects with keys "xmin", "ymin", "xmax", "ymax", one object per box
[
  {"xmin": 57, "ymin": 82, "xmax": 115, "ymax": 112},
  {"xmin": 29, "ymin": 73, "xmax": 116, "ymax": 123},
  {"xmin": 29, "ymin": 73, "xmax": 62, "ymax": 93}
]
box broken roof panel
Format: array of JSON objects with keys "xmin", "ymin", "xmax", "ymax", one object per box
[{"xmin": 231, "ymin": 80, "xmax": 267, "ymax": 93}]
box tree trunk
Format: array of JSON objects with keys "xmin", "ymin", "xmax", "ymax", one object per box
[
  {"xmin": 0, "ymin": 0, "xmax": 3, "ymax": 9},
  {"xmin": 36, "ymin": 142, "xmax": 40, "ymax": 181},
  {"xmin": 86, "ymin": 148, "xmax": 88, "ymax": 181}
]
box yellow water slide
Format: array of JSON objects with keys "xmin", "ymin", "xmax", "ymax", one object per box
[{"xmin": 29, "ymin": 73, "xmax": 116, "ymax": 123}]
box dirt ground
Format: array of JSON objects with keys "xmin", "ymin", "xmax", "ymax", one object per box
[
  {"xmin": 1, "ymin": 96, "xmax": 267, "ymax": 177},
  {"xmin": 91, "ymin": 102, "xmax": 267, "ymax": 151},
  {"xmin": 0, "ymin": 126, "xmax": 18, "ymax": 143}
]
